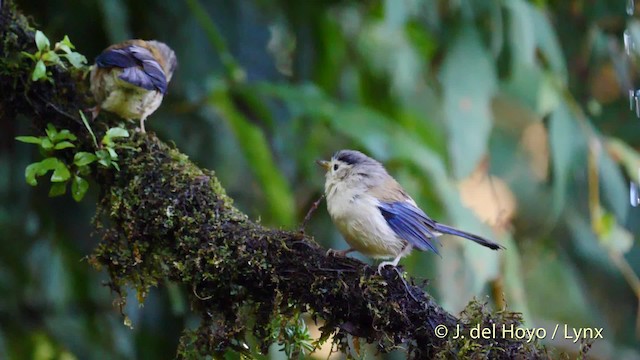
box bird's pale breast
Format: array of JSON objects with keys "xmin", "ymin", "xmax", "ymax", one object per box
[
  {"xmin": 91, "ymin": 67, "xmax": 163, "ymax": 120},
  {"xmin": 326, "ymin": 183, "xmax": 405, "ymax": 258}
]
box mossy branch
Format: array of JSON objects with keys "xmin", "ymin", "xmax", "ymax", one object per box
[{"xmin": 0, "ymin": 2, "xmax": 550, "ymax": 358}]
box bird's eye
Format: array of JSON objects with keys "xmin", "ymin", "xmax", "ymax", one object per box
[{"xmin": 333, "ymin": 163, "xmax": 339, "ymax": 171}]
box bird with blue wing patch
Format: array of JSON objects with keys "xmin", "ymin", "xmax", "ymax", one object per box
[
  {"xmin": 317, "ymin": 149, "xmax": 504, "ymax": 273},
  {"xmin": 90, "ymin": 39, "xmax": 177, "ymax": 133}
]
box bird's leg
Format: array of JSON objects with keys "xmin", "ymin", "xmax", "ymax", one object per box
[
  {"xmin": 87, "ymin": 105, "xmax": 101, "ymax": 120},
  {"xmin": 377, "ymin": 244, "xmax": 413, "ymax": 274},
  {"xmin": 139, "ymin": 117, "xmax": 146, "ymax": 133},
  {"xmin": 326, "ymin": 248, "xmax": 355, "ymax": 257}
]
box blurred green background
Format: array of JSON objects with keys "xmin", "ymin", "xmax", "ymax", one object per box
[{"xmin": 2, "ymin": 0, "xmax": 640, "ymax": 358}]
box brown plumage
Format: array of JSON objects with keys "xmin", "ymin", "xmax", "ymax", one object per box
[{"xmin": 90, "ymin": 39, "xmax": 178, "ymax": 132}]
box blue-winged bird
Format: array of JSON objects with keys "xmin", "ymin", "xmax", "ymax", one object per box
[{"xmin": 90, "ymin": 40, "xmax": 177, "ymax": 132}]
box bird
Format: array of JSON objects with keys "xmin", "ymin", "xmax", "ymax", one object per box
[
  {"xmin": 317, "ymin": 149, "xmax": 504, "ymax": 273},
  {"xmin": 89, "ymin": 39, "xmax": 178, "ymax": 133}
]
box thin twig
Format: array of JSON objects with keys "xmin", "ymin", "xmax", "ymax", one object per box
[
  {"xmin": 192, "ymin": 284, "xmax": 213, "ymax": 300},
  {"xmin": 300, "ymin": 194, "xmax": 325, "ymax": 233}
]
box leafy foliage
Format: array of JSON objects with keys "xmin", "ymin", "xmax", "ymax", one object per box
[
  {"xmin": 16, "ymin": 121, "xmax": 128, "ymax": 201},
  {"xmin": 21, "ymin": 31, "xmax": 87, "ymax": 81}
]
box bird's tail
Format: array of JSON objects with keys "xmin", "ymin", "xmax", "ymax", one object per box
[{"xmin": 433, "ymin": 223, "xmax": 504, "ymax": 250}]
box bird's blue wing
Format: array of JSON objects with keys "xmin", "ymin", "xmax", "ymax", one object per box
[
  {"xmin": 95, "ymin": 46, "xmax": 167, "ymax": 93},
  {"xmin": 128, "ymin": 46, "xmax": 168, "ymax": 93},
  {"xmin": 378, "ymin": 201, "xmax": 441, "ymax": 254},
  {"xmin": 95, "ymin": 48, "xmax": 138, "ymax": 68}
]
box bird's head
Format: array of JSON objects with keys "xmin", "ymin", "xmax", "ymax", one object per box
[{"xmin": 317, "ymin": 149, "xmax": 385, "ymax": 191}]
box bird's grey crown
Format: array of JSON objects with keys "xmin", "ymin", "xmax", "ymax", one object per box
[{"xmin": 333, "ymin": 149, "xmax": 377, "ymax": 166}]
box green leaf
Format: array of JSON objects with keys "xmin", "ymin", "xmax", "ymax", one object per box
[
  {"xmin": 55, "ymin": 35, "xmax": 75, "ymax": 54},
  {"xmin": 530, "ymin": 5, "xmax": 567, "ymax": 83},
  {"xmin": 48, "ymin": 182, "xmax": 67, "ymax": 197},
  {"xmin": 57, "ymin": 43, "xmax": 71, "ymax": 54},
  {"xmin": 440, "ymin": 27, "xmax": 496, "ymax": 179},
  {"xmin": 40, "ymin": 138, "xmax": 53, "ymax": 150},
  {"xmin": 102, "ymin": 127, "xmax": 129, "ymax": 147},
  {"xmin": 106, "ymin": 147, "xmax": 118, "ymax": 160},
  {"xmin": 21, "ymin": 51, "xmax": 36, "ymax": 60},
  {"xmin": 45, "ymin": 123, "xmax": 57, "ymax": 138},
  {"xmin": 74, "ymin": 152, "xmax": 97, "ymax": 167},
  {"xmin": 53, "ymin": 141, "xmax": 75, "ymax": 150},
  {"xmin": 32, "ymin": 60, "xmax": 47, "ymax": 81},
  {"xmin": 111, "ymin": 162, "xmax": 120, "ymax": 171},
  {"xmin": 598, "ymin": 150, "xmax": 629, "ymax": 223},
  {"xmin": 79, "ymin": 110, "xmax": 98, "ymax": 148},
  {"xmin": 210, "ymin": 88, "xmax": 295, "ymax": 226},
  {"xmin": 41, "ymin": 51, "xmax": 60, "ymax": 64},
  {"xmin": 15, "ymin": 136, "xmax": 43, "ymax": 145},
  {"xmin": 77, "ymin": 165, "xmax": 91, "ymax": 176},
  {"xmin": 25, "ymin": 163, "xmax": 41, "ymax": 186},
  {"xmin": 95, "ymin": 149, "xmax": 109, "ymax": 160},
  {"xmin": 549, "ymin": 103, "xmax": 581, "ymax": 219},
  {"xmin": 62, "ymin": 53, "xmax": 87, "ymax": 68},
  {"xmin": 38, "ymin": 157, "xmax": 60, "ymax": 170},
  {"xmin": 52, "ymin": 129, "xmax": 77, "ymax": 142},
  {"xmin": 506, "ymin": 0, "xmax": 536, "ymax": 67},
  {"xmin": 35, "ymin": 30, "xmax": 50, "ymax": 51},
  {"xmin": 96, "ymin": 149, "xmax": 111, "ymax": 167},
  {"xmin": 60, "ymin": 35, "xmax": 74, "ymax": 49},
  {"xmin": 103, "ymin": 127, "xmax": 129, "ymax": 142},
  {"xmin": 71, "ymin": 176, "xmax": 89, "ymax": 202},
  {"xmin": 24, "ymin": 157, "xmax": 59, "ymax": 186},
  {"xmin": 50, "ymin": 160, "xmax": 71, "ymax": 182}
]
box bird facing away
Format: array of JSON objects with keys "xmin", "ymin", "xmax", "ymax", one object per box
[
  {"xmin": 90, "ymin": 39, "xmax": 178, "ymax": 133},
  {"xmin": 317, "ymin": 149, "xmax": 504, "ymax": 272}
]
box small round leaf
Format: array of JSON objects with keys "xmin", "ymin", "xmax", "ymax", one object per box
[
  {"xmin": 73, "ymin": 152, "xmax": 97, "ymax": 167},
  {"xmin": 35, "ymin": 30, "xmax": 50, "ymax": 51},
  {"xmin": 71, "ymin": 176, "xmax": 89, "ymax": 202}
]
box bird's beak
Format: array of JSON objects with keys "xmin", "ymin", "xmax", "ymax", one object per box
[{"xmin": 316, "ymin": 159, "xmax": 330, "ymax": 171}]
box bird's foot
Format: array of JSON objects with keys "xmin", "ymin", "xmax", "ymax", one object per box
[
  {"xmin": 326, "ymin": 248, "xmax": 353, "ymax": 257},
  {"xmin": 85, "ymin": 106, "xmax": 100, "ymax": 121},
  {"xmin": 377, "ymin": 261, "xmax": 396, "ymax": 274}
]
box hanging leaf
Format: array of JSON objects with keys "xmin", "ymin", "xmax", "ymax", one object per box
[
  {"xmin": 34, "ymin": 30, "xmax": 50, "ymax": 51},
  {"xmin": 548, "ymin": 103, "xmax": 580, "ymax": 219},
  {"xmin": 71, "ymin": 176, "xmax": 89, "ymax": 202},
  {"xmin": 440, "ymin": 26, "xmax": 497, "ymax": 179},
  {"xmin": 598, "ymin": 149, "xmax": 629, "ymax": 223},
  {"xmin": 32, "ymin": 60, "xmax": 47, "ymax": 81},
  {"xmin": 15, "ymin": 136, "xmax": 43, "ymax": 145},
  {"xmin": 49, "ymin": 182, "xmax": 67, "ymax": 197},
  {"xmin": 506, "ymin": 0, "xmax": 536, "ymax": 66},
  {"xmin": 209, "ymin": 87, "xmax": 295, "ymax": 227}
]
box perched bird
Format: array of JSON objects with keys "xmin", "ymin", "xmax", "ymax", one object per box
[
  {"xmin": 317, "ymin": 149, "xmax": 504, "ymax": 273},
  {"xmin": 90, "ymin": 39, "xmax": 178, "ymax": 133}
]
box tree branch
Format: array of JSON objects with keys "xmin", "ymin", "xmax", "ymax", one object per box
[{"xmin": 0, "ymin": 2, "xmax": 548, "ymax": 358}]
